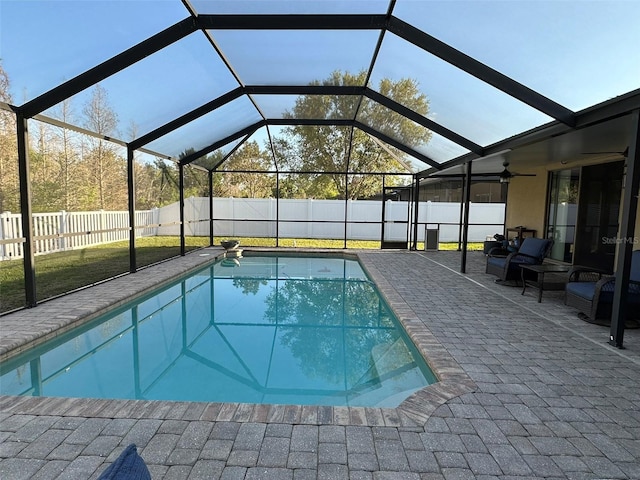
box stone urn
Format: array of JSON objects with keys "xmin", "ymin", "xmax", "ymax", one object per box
[{"xmin": 220, "ymin": 240, "xmax": 240, "ymax": 250}]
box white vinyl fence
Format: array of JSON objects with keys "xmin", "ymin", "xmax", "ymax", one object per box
[
  {"xmin": 176, "ymin": 197, "xmax": 504, "ymax": 243},
  {"xmin": 1, "ymin": 198, "xmax": 505, "ymax": 260},
  {"xmin": 0, "ymin": 209, "xmax": 157, "ymax": 261}
]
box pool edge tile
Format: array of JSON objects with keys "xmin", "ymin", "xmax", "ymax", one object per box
[{"xmin": 1, "ymin": 250, "xmax": 477, "ymax": 428}]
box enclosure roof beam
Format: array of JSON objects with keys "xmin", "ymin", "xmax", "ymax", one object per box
[
  {"xmin": 130, "ymin": 83, "xmax": 483, "ymax": 159},
  {"xmin": 178, "ymin": 115, "xmax": 437, "ymax": 169},
  {"xmin": 196, "ymin": 14, "xmax": 388, "ymax": 30},
  {"xmin": 199, "ymin": 117, "xmax": 439, "ymax": 168},
  {"xmin": 387, "ymin": 16, "xmax": 577, "ymax": 127},
  {"xmin": 28, "ymin": 112, "xmax": 170, "ymax": 160},
  {"xmin": 129, "ymin": 87, "xmax": 245, "ymax": 150},
  {"xmin": 354, "ymin": 122, "xmax": 441, "ymax": 169},
  {"xmin": 366, "ymin": 134, "xmax": 415, "ymax": 173},
  {"xmin": 179, "ymin": 121, "xmax": 264, "ymax": 166},
  {"xmin": 19, "ymin": 17, "xmax": 198, "ymax": 118},
  {"xmin": 265, "ymin": 125, "xmax": 280, "ymax": 172},
  {"xmin": 244, "ymin": 85, "xmax": 365, "ymax": 95},
  {"xmin": 215, "ymin": 169, "xmax": 412, "ymax": 176},
  {"xmin": 130, "ymin": 86, "xmax": 364, "ymax": 152},
  {"xmin": 209, "ymin": 133, "xmax": 253, "ymax": 171},
  {"xmin": 268, "ymin": 119, "xmax": 354, "ymax": 127},
  {"xmin": 364, "ymin": 88, "xmax": 484, "ymax": 155}
]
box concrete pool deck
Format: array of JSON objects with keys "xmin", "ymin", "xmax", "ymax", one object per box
[{"xmin": 1, "ymin": 249, "xmax": 639, "ymax": 479}]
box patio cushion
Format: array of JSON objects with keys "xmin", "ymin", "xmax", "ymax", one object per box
[
  {"xmin": 486, "ymin": 255, "xmax": 508, "ymax": 269},
  {"xmin": 486, "ymin": 237, "xmax": 553, "ymax": 282},
  {"xmin": 565, "ymin": 281, "xmax": 611, "ymax": 302},
  {"xmin": 565, "ymin": 268, "xmax": 640, "ymax": 305},
  {"xmin": 517, "ymin": 237, "xmax": 551, "ymax": 260},
  {"xmin": 510, "ymin": 253, "xmax": 539, "ymax": 265},
  {"xmin": 97, "ymin": 444, "xmax": 151, "ymax": 480}
]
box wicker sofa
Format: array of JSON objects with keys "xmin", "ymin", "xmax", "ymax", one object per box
[
  {"xmin": 486, "ymin": 237, "xmax": 553, "ymax": 283},
  {"xmin": 565, "ymin": 250, "xmax": 640, "ymax": 324}
]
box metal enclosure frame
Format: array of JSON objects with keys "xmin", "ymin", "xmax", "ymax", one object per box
[{"xmin": 2, "ymin": 2, "xmax": 640, "ymax": 346}]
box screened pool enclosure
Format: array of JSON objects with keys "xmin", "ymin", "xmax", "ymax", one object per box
[{"xmin": 1, "ymin": 0, "xmax": 639, "ymax": 313}]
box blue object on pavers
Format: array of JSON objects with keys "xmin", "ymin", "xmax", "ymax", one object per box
[
  {"xmin": 97, "ymin": 444, "xmax": 151, "ymax": 480},
  {"xmin": 565, "ymin": 281, "xmax": 612, "ymax": 301},
  {"xmin": 486, "ymin": 237, "xmax": 553, "ymax": 282},
  {"xmin": 565, "ymin": 250, "xmax": 640, "ymax": 323}
]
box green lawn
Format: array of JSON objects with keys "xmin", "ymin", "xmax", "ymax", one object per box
[
  {"xmin": 1, "ymin": 237, "xmax": 208, "ymax": 313},
  {"xmin": 1, "ymin": 237, "xmax": 482, "ymax": 313}
]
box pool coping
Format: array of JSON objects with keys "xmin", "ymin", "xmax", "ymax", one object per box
[{"xmin": 0, "ymin": 248, "xmax": 476, "ymax": 427}]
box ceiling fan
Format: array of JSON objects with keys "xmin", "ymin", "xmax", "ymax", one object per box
[
  {"xmin": 475, "ymin": 160, "xmax": 537, "ymax": 184},
  {"xmin": 497, "ymin": 161, "xmax": 536, "ymax": 183}
]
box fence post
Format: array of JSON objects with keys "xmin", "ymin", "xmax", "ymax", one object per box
[
  {"xmin": 185, "ymin": 196, "xmax": 190, "ymax": 236},
  {"xmin": 100, "ymin": 209, "xmax": 106, "ymax": 245},
  {"xmin": 187, "ymin": 196, "xmax": 194, "ymax": 236},
  {"xmin": 273, "ymin": 197, "xmax": 278, "ymax": 238},
  {"xmin": 0, "ymin": 211, "xmax": 8, "ymax": 260},
  {"xmin": 308, "ymin": 199, "xmax": 313, "ymax": 239},
  {"xmin": 231, "ymin": 198, "xmax": 235, "ymax": 237},
  {"xmin": 9, "ymin": 212, "xmax": 22, "ymax": 259},
  {"xmin": 152, "ymin": 207, "xmax": 160, "ymax": 237},
  {"xmin": 346, "ymin": 199, "xmax": 352, "ymax": 240},
  {"xmin": 59, "ymin": 210, "xmax": 67, "ymax": 251}
]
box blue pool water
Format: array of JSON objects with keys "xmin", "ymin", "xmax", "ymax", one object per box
[{"xmin": 0, "ymin": 255, "xmax": 436, "ymax": 407}]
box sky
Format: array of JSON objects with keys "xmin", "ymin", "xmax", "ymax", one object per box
[{"xmin": 1, "ymin": 0, "xmax": 639, "ymax": 167}]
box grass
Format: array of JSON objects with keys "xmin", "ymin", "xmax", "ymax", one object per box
[
  {"xmin": 1, "ymin": 236, "xmax": 208, "ymax": 313},
  {"xmin": 1, "ymin": 236, "xmax": 483, "ymax": 313}
]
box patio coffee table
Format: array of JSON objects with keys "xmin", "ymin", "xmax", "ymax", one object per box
[{"xmin": 520, "ymin": 264, "xmax": 571, "ymax": 302}]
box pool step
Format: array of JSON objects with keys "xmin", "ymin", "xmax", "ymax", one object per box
[
  {"xmin": 370, "ymin": 338, "xmax": 413, "ymax": 377},
  {"xmin": 347, "ymin": 338, "xmax": 424, "ymax": 407}
]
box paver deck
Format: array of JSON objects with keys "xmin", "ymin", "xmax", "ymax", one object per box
[{"xmin": 1, "ymin": 249, "xmax": 639, "ymax": 479}]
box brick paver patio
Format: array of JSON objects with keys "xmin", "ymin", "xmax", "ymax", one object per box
[{"xmin": 1, "ymin": 249, "xmax": 639, "ymax": 479}]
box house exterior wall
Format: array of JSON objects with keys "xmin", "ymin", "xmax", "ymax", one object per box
[
  {"xmin": 505, "ymin": 159, "xmax": 640, "ymax": 262},
  {"xmin": 504, "ymin": 165, "xmax": 548, "ymax": 240}
]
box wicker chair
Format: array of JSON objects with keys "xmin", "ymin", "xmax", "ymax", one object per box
[
  {"xmin": 486, "ymin": 237, "xmax": 553, "ymax": 283},
  {"xmin": 565, "ymin": 250, "xmax": 640, "ymax": 324}
]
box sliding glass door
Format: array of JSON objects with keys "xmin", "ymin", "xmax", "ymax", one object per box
[
  {"xmin": 572, "ymin": 161, "xmax": 624, "ymax": 272},
  {"xmin": 547, "ymin": 168, "xmax": 579, "ymax": 263}
]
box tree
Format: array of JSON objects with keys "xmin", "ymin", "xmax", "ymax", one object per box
[
  {"xmin": 81, "ymin": 84, "xmax": 126, "ymax": 210},
  {"xmin": 54, "ymin": 99, "xmax": 82, "ymax": 210},
  {"xmin": 184, "ymin": 164, "xmax": 209, "ymax": 198},
  {"xmin": 30, "ymin": 121, "xmax": 64, "ymax": 212},
  {"xmin": 277, "ymin": 70, "xmax": 431, "ymax": 199},
  {"xmin": 152, "ymin": 158, "xmax": 180, "ymax": 206},
  {"xmin": 0, "ymin": 62, "xmax": 19, "ymax": 212},
  {"xmin": 215, "ymin": 140, "xmax": 275, "ymax": 198},
  {"xmin": 174, "ymin": 150, "xmax": 231, "ymax": 199},
  {"xmin": 176, "ymin": 149, "xmax": 211, "ymax": 199},
  {"xmin": 0, "ymin": 63, "xmax": 9, "ymax": 102}
]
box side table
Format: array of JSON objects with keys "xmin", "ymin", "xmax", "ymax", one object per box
[
  {"xmin": 506, "ymin": 227, "xmax": 536, "ymax": 246},
  {"xmin": 520, "ymin": 264, "xmax": 570, "ymax": 302}
]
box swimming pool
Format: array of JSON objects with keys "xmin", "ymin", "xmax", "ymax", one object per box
[{"xmin": 0, "ymin": 254, "xmax": 436, "ymax": 407}]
